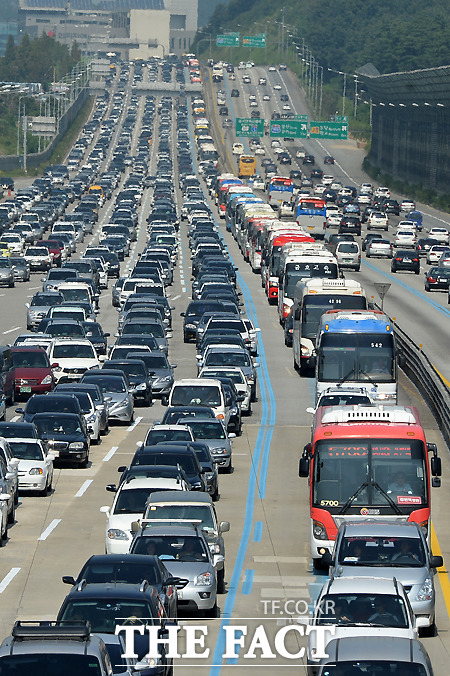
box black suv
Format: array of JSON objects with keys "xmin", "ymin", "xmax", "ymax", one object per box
[{"xmin": 391, "ymin": 250, "xmax": 420, "ymax": 274}]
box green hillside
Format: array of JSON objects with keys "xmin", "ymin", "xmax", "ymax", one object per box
[{"xmin": 203, "ymin": 0, "xmax": 450, "ymax": 74}]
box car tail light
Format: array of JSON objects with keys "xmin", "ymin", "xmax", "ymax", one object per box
[
  {"xmin": 413, "ymin": 258, "xmax": 419, "ymax": 262},
  {"xmin": 428, "ymin": 277, "xmax": 436, "ymax": 282},
  {"xmin": 395, "ymin": 257, "xmax": 401, "ymax": 261}
]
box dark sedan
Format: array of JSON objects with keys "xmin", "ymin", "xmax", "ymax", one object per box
[
  {"xmin": 32, "ymin": 411, "xmax": 90, "ymax": 467},
  {"xmin": 391, "ymin": 250, "xmax": 420, "ymax": 274},
  {"xmin": 424, "ymin": 266, "xmax": 450, "ymax": 291},
  {"xmin": 62, "ymin": 553, "xmax": 182, "ymax": 619}
]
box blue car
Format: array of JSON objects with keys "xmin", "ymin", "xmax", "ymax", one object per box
[{"xmin": 407, "ymin": 210, "xmax": 423, "ymax": 231}]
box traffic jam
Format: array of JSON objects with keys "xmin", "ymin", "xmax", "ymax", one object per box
[{"xmin": 0, "ymin": 54, "xmax": 447, "ymax": 674}]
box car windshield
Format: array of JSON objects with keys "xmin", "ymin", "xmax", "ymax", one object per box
[
  {"xmin": 60, "ymin": 289, "xmax": 91, "ymax": 303},
  {"xmin": 317, "ymin": 664, "xmax": 427, "ymax": 675},
  {"xmin": 59, "ymin": 600, "xmax": 156, "ymax": 633},
  {"xmin": 171, "ymin": 385, "xmax": 221, "ymax": 407},
  {"xmin": 133, "ymin": 535, "xmax": 208, "ymax": 562},
  {"xmin": 205, "ymin": 352, "xmax": 250, "ymax": 368},
  {"xmin": 186, "ymin": 421, "xmax": 226, "ymax": 440},
  {"xmin": 145, "ymin": 429, "xmax": 192, "ymax": 444},
  {"xmin": 338, "ymin": 535, "xmax": 426, "ymax": 567},
  {"xmin": 139, "ymin": 355, "xmax": 168, "ymax": 369},
  {"xmin": 145, "ymin": 504, "xmax": 215, "ymax": 530},
  {"xmin": 46, "ymin": 324, "xmax": 85, "ymax": 338},
  {"xmin": 123, "ymin": 323, "xmax": 164, "ymax": 338},
  {"xmin": 34, "ymin": 417, "xmax": 82, "ymax": 435},
  {"xmin": 315, "ymin": 593, "xmax": 409, "ymax": 628},
  {"xmin": 12, "ymin": 352, "xmax": 48, "ymax": 368},
  {"xmin": 8, "ymin": 441, "xmax": 44, "ymax": 461},
  {"xmin": 134, "ymin": 454, "xmax": 196, "ymax": 474},
  {"xmin": 318, "ymin": 394, "xmax": 371, "ymax": 407},
  {"xmin": 113, "ymin": 488, "xmax": 157, "ymax": 515},
  {"xmin": 26, "ymin": 397, "xmax": 75, "ymax": 414},
  {"xmin": 80, "ymin": 560, "xmax": 159, "ymax": 585},
  {"xmin": 84, "ymin": 376, "xmax": 126, "ymax": 393},
  {"xmin": 31, "ymin": 294, "xmax": 60, "ymax": 306},
  {"xmin": 109, "ymin": 363, "xmax": 146, "ymax": 378},
  {"xmin": 0, "ymin": 654, "xmax": 103, "ymax": 675},
  {"xmin": 339, "ymin": 243, "xmax": 358, "ymax": 253},
  {"xmin": 52, "ymin": 344, "xmax": 95, "ymax": 359}
]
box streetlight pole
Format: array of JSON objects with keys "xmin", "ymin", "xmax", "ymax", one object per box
[
  {"xmin": 318, "ymin": 65, "xmax": 323, "ymax": 120},
  {"xmin": 354, "ymin": 74, "xmax": 359, "ymax": 117},
  {"xmin": 327, "ymin": 67, "xmax": 347, "ymax": 117}
]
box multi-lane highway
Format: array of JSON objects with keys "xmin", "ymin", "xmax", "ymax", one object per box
[{"xmin": 0, "ymin": 58, "xmax": 449, "ymax": 674}]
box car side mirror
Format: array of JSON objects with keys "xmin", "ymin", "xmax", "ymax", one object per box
[
  {"xmin": 321, "ymin": 552, "xmax": 333, "ymax": 567},
  {"xmin": 220, "ymin": 521, "xmax": 230, "ymax": 533},
  {"xmin": 62, "ymin": 575, "xmax": 76, "ymax": 585},
  {"xmin": 299, "ymin": 457, "xmax": 309, "ymax": 477},
  {"xmin": 430, "ymin": 555, "xmax": 443, "ymax": 569},
  {"xmin": 105, "ymin": 484, "xmax": 116, "ymax": 492},
  {"xmin": 131, "ymin": 520, "xmax": 140, "ymax": 533},
  {"xmin": 306, "ymin": 407, "xmax": 315, "ymax": 415}
]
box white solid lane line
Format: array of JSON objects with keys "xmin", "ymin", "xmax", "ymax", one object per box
[
  {"xmin": 2, "ymin": 326, "xmax": 21, "ymax": 335},
  {"xmin": 75, "ymin": 479, "xmax": 93, "ymax": 498},
  {"xmin": 37, "ymin": 519, "xmax": 62, "ymax": 541},
  {"xmin": 0, "ymin": 568, "xmax": 21, "ymax": 594}
]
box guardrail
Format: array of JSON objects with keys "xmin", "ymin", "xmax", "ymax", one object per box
[{"xmin": 394, "ymin": 321, "xmax": 450, "ymax": 449}]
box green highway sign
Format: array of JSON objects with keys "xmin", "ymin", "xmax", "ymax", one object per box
[
  {"xmin": 235, "ymin": 117, "xmax": 265, "ymax": 137},
  {"xmin": 242, "ymin": 33, "xmax": 266, "ymax": 48},
  {"xmin": 270, "ymin": 119, "xmax": 308, "ymax": 138},
  {"xmin": 334, "ymin": 115, "xmax": 349, "ymax": 122},
  {"xmin": 309, "ymin": 121, "xmax": 348, "ymax": 139},
  {"xmin": 216, "ymin": 34, "xmax": 240, "ymax": 47}
]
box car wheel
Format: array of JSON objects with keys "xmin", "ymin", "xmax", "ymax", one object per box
[
  {"xmin": 45, "ymin": 478, "xmax": 52, "ymax": 496},
  {"xmin": 7, "ymin": 502, "xmax": 15, "ymax": 525},
  {"xmin": 204, "ymin": 602, "xmax": 218, "ymax": 618},
  {"xmin": 250, "ymin": 386, "xmax": 256, "ymax": 402},
  {"xmin": 415, "ymin": 269, "xmax": 420, "ymax": 275},
  {"xmin": 420, "ymin": 621, "xmax": 436, "ymax": 638},
  {"xmin": 8, "ymin": 280, "xmax": 14, "ymax": 288},
  {"xmin": 212, "ymin": 486, "xmax": 219, "ymax": 501},
  {"xmin": 183, "ymin": 333, "xmax": 189, "ymax": 343},
  {"xmin": 13, "ymin": 489, "xmax": 18, "ymax": 506},
  {"xmin": 80, "ymin": 452, "xmax": 89, "ymax": 468},
  {"xmin": 144, "ymin": 393, "xmax": 152, "ymax": 407},
  {"xmin": 217, "ymin": 568, "xmax": 226, "ymax": 594},
  {"xmin": 0, "ymin": 522, "xmax": 7, "ymax": 546},
  {"xmin": 355, "ymin": 266, "xmax": 360, "ymax": 272}
]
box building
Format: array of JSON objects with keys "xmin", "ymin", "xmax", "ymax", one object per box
[{"xmin": 18, "ymin": 0, "xmax": 197, "ymax": 58}]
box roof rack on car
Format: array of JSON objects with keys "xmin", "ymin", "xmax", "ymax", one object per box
[{"xmin": 11, "ymin": 621, "xmax": 91, "ymax": 641}]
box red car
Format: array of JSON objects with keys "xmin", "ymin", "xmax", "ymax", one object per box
[
  {"xmin": 11, "ymin": 346, "xmax": 56, "ymax": 398},
  {"xmin": 36, "ymin": 239, "xmax": 63, "ymax": 267}
]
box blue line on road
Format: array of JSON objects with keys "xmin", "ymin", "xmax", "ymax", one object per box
[
  {"xmin": 253, "ymin": 521, "xmax": 263, "ymax": 542},
  {"xmin": 242, "ymin": 569, "xmax": 255, "ymax": 595}
]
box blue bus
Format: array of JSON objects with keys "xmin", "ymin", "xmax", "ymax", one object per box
[
  {"xmin": 295, "ymin": 197, "xmax": 327, "ymax": 239},
  {"xmin": 315, "ymin": 310, "xmax": 398, "ymax": 404}
]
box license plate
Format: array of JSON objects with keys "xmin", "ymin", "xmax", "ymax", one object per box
[
  {"xmin": 438, "ymin": 278, "xmax": 447, "ymax": 283},
  {"xmin": 308, "ymin": 226, "xmax": 314, "ymax": 230},
  {"xmin": 20, "ymin": 386, "xmax": 31, "ymax": 393},
  {"xmin": 344, "ymin": 259, "xmax": 352, "ymax": 263},
  {"xmin": 403, "ymin": 258, "xmax": 411, "ymax": 262}
]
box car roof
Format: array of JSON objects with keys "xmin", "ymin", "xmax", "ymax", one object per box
[
  {"xmin": 341, "ymin": 520, "xmax": 421, "ymax": 538},
  {"xmin": 327, "ymin": 576, "xmax": 401, "ymax": 594},
  {"xmin": 62, "ymin": 583, "xmax": 160, "ymax": 601},
  {"xmin": 135, "ymin": 524, "xmax": 201, "ymax": 538},
  {"xmin": 147, "ymin": 490, "xmax": 212, "ymax": 504},
  {"xmin": 322, "ymin": 636, "xmax": 431, "ymax": 666}
]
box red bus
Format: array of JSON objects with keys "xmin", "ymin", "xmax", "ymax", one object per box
[
  {"xmin": 299, "ymin": 405, "xmax": 441, "ymax": 568},
  {"xmin": 263, "ymin": 232, "xmax": 315, "ymax": 303}
]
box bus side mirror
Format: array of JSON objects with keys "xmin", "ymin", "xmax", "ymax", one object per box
[
  {"xmin": 321, "ymin": 552, "xmax": 333, "ymax": 567},
  {"xmin": 431, "ymin": 456, "xmax": 442, "ymax": 477},
  {"xmin": 299, "ymin": 457, "xmax": 309, "ymax": 478},
  {"xmin": 398, "ymin": 351, "xmax": 406, "ymax": 368}
]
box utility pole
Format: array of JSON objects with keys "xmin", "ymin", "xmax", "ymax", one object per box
[{"xmin": 22, "ymin": 112, "xmax": 27, "ymax": 173}]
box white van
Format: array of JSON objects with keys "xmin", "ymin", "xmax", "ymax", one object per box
[{"xmin": 164, "ymin": 378, "xmax": 230, "ymax": 428}]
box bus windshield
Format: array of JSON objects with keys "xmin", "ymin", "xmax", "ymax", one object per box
[
  {"xmin": 317, "ymin": 333, "xmax": 395, "ymax": 382},
  {"xmin": 301, "ymin": 296, "xmax": 366, "ymax": 339},
  {"xmin": 284, "ymin": 262, "xmax": 338, "ymax": 297},
  {"xmin": 313, "ymin": 439, "xmax": 428, "ymax": 509}
]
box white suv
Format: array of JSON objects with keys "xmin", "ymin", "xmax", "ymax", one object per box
[{"xmin": 48, "ymin": 339, "xmax": 102, "ymax": 382}]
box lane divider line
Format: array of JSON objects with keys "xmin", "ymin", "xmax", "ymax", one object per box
[
  {"xmin": 75, "ymin": 479, "xmax": 93, "ymax": 498},
  {"xmin": 0, "ymin": 568, "xmax": 21, "ymax": 594},
  {"xmin": 127, "ymin": 416, "xmax": 143, "ymax": 432},
  {"xmin": 37, "ymin": 519, "xmax": 61, "ymax": 541},
  {"xmin": 102, "ymin": 446, "xmax": 119, "ymax": 462}
]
